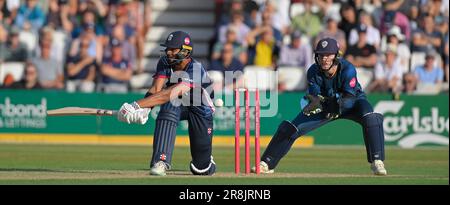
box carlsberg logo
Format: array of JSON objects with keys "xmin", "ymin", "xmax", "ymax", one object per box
[
  {"xmin": 374, "ymin": 101, "xmax": 449, "ymax": 148},
  {"xmin": 0, "ymin": 97, "xmax": 47, "ymax": 118}
]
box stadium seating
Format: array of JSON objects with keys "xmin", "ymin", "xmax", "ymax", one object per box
[
  {"xmin": 0, "ymin": 62, "xmax": 25, "ymax": 86},
  {"xmin": 410, "ymin": 51, "xmax": 443, "ymax": 71},
  {"xmin": 243, "ymin": 65, "xmax": 277, "ymax": 90},
  {"xmin": 129, "ymin": 73, "xmax": 154, "ymax": 92},
  {"xmin": 355, "ymin": 67, "xmax": 373, "ymax": 90},
  {"xmin": 18, "ymin": 31, "xmax": 38, "ymax": 53},
  {"xmin": 277, "ymin": 66, "xmax": 308, "ymax": 91}
]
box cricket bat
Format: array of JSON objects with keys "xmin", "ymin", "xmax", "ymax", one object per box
[{"xmin": 46, "ymin": 107, "xmax": 118, "ymax": 116}]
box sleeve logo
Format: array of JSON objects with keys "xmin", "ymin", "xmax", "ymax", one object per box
[{"xmin": 349, "ymin": 77, "xmax": 356, "ymax": 88}]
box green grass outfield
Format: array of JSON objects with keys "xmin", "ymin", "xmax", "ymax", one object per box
[{"xmin": 0, "ymin": 143, "xmax": 447, "ymax": 185}]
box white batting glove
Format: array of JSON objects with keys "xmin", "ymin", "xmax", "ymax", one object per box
[
  {"xmin": 136, "ymin": 108, "xmax": 151, "ymax": 124},
  {"xmin": 117, "ymin": 102, "xmax": 151, "ymax": 124},
  {"xmin": 118, "ymin": 102, "xmax": 137, "ymax": 124}
]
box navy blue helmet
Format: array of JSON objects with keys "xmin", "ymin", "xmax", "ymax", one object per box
[
  {"xmin": 315, "ymin": 38, "xmax": 339, "ymax": 54},
  {"xmin": 314, "ymin": 38, "xmax": 341, "ymax": 71},
  {"xmin": 161, "ymin": 31, "xmax": 193, "ymax": 65}
]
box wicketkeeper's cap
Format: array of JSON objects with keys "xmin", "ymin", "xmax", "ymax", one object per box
[{"xmin": 315, "ymin": 38, "xmax": 340, "ymax": 54}]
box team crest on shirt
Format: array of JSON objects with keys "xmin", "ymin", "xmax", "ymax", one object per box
[
  {"xmin": 207, "ymin": 128, "xmax": 212, "ymax": 135},
  {"xmin": 321, "ymin": 40, "xmax": 328, "ymax": 48},
  {"xmin": 349, "ymin": 77, "xmax": 356, "ymax": 88}
]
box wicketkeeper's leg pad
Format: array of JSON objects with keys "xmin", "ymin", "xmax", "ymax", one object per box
[
  {"xmin": 361, "ymin": 112, "xmax": 385, "ymax": 163},
  {"xmin": 262, "ymin": 120, "xmax": 299, "ymax": 169}
]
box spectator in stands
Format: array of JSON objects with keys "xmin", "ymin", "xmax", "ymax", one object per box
[
  {"xmin": 445, "ymin": 34, "xmax": 449, "ymax": 82},
  {"xmin": 113, "ymin": 3, "xmax": 137, "ymax": 40},
  {"xmin": 338, "ymin": 3, "xmax": 358, "ymax": 44},
  {"xmin": 4, "ymin": 62, "xmax": 42, "ymax": 89},
  {"xmin": 278, "ymin": 30, "xmax": 312, "ymax": 68},
  {"xmin": 315, "ymin": 14, "xmax": 347, "ymax": 54},
  {"xmin": 414, "ymin": 51, "xmax": 444, "ymax": 85},
  {"xmin": 316, "ymin": 0, "xmax": 339, "ymax": 17},
  {"xmin": 411, "ymin": 14, "xmax": 442, "ymax": 53},
  {"xmin": 46, "ymin": 0, "xmax": 73, "ymax": 33},
  {"xmin": 402, "ymin": 72, "xmax": 417, "ymax": 94},
  {"xmin": 242, "ymin": 0, "xmax": 259, "ymax": 29},
  {"xmin": 0, "ymin": 24, "xmax": 6, "ymax": 62},
  {"xmin": 35, "ymin": 26, "xmax": 65, "ymax": 68},
  {"xmin": 379, "ymin": 2, "xmax": 411, "ymax": 41},
  {"xmin": 99, "ymin": 39, "xmax": 132, "ymax": 93},
  {"xmin": 0, "ymin": 0, "xmax": 19, "ymax": 30},
  {"xmin": 210, "ymin": 42, "xmax": 244, "ymax": 91},
  {"xmin": 104, "ymin": 25, "xmax": 137, "ymax": 72},
  {"xmin": 66, "ymin": 33, "xmax": 96, "ymax": 93},
  {"xmin": 258, "ymin": 0, "xmax": 290, "ymax": 35},
  {"xmin": 345, "ymin": 24, "xmax": 377, "ymax": 69},
  {"xmin": 14, "ymin": 0, "xmax": 45, "ymax": 33},
  {"xmin": 105, "ymin": 5, "xmax": 138, "ymax": 71},
  {"xmin": 382, "ymin": 25, "xmax": 410, "ymax": 73},
  {"xmin": 68, "ymin": 29, "xmax": 96, "ymax": 64},
  {"xmin": 32, "ymin": 33, "xmax": 64, "ymax": 89},
  {"xmin": 257, "ymin": 8, "xmax": 282, "ymax": 44},
  {"xmin": 217, "ymin": 0, "xmax": 244, "ymax": 26},
  {"xmin": 211, "ymin": 26, "xmax": 248, "ymax": 65},
  {"xmin": 290, "ymin": 0, "xmax": 322, "ymax": 40},
  {"xmin": 116, "ymin": 0, "xmax": 147, "ymax": 74},
  {"xmin": 426, "ymin": 0, "xmax": 447, "ymax": 18},
  {"xmin": 71, "ymin": 9, "xmax": 105, "ymax": 40},
  {"xmin": 367, "ymin": 44, "xmax": 403, "ymax": 93},
  {"xmin": 69, "ymin": 21, "xmax": 103, "ymax": 63},
  {"xmin": 218, "ymin": 9, "xmax": 251, "ymax": 46},
  {"xmin": 247, "ymin": 25, "xmax": 280, "ymax": 69},
  {"xmin": 1, "ymin": 26, "xmax": 28, "ymax": 62},
  {"xmin": 348, "ymin": 10, "xmax": 380, "ymax": 50}
]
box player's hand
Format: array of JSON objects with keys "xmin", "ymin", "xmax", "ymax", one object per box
[
  {"xmin": 325, "ymin": 113, "xmax": 339, "ymax": 120},
  {"xmin": 117, "ymin": 102, "xmax": 151, "ymax": 124},
  {"xmin": 302, "ymin": 94, "xmax": 324, "ymax": 116},
  {"xmin": 323, "ymin": 96, "xmax": 340, "ymax": 120}
]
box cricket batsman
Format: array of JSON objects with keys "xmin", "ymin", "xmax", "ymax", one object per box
[
  {"xmin": 253, "ymin": 38, "xmax": 387, "ymax": 175},
  {"xmin": 116, "ymin": 31, "xmax": 216, "ymax": 176}
]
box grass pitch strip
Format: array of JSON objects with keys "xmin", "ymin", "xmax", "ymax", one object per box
[{"xmin": 0, "ymin": 143, "xmax": 447, "ymax": 185}]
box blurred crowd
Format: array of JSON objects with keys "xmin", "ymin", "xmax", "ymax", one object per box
[
  {"xmin": 0, "ymin": 0, "xmax": 449, "ymax": 95},
  {"xmin": 1, "ymin": 0, "xmax": 151, "ymax": 93},
  {"xmin": 210, "ymin": 0, "xmax": 449, "ymax": 94}
]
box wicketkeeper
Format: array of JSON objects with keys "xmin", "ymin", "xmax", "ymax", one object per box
[
  {"xmin": 116, "ymin": 31, "xmax": 216, "ymax": 176},
  {"xmin": 253, "ymin": 38, "xmax": 387, "ymax": 175}
]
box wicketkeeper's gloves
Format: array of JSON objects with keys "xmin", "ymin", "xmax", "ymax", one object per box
[
  {"xmin": 302, "ymin": 94, "xmax": 325, "ymax": 116},
  {"xmin": 323, "ymin": 96, "xmax": 340, "ymax": 119}
]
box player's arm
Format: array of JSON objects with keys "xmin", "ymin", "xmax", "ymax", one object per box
[
  {"xmin": 330, "ymin": 64, "xmax": 360, "ymax": 118},
  {"xmin": 136, "ymin": 83, "xmax": 191, "ymax": 108},
  {"xmin": 302, "ymin": 66, "xmax": 325, "ymax": 116},
  {"xmin": 144, "ymin": 59, "xmax": 170, "ymax": 97},
  {"xmin": 147, "ymin": 77, "xmax": 167, "ymax": 95},
  {"xmin": 116, "ymin": 83, "xmax": 192, "ymax": 124}
]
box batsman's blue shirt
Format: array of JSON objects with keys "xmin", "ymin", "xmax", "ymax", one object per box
[
  {"xmin": 306, "ymin": 59, "xmax": 366, "ymax": 99},
  {"xmin": 153, "ymin": 57, "xmax": 215, "ymax": 115}
]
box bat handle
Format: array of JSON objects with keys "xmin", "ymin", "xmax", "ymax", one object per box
[{"xmin": 96, "ymin": 109, "xmax": 118, "ymax": 116}]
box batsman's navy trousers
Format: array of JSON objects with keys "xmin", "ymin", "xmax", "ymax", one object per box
[{"xmin": 151, "ymin": 102, "xmax": 214, "ymax": 170}]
